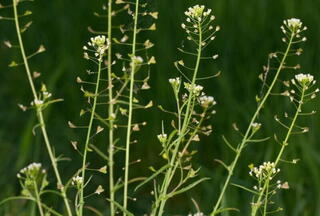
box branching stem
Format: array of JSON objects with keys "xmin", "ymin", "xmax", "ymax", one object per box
[
  {"xmin": 154, "ymin": 20, "xmax": 203, "ymax": 216},
  {"xmin": 251, "ymin": 83, "xmax": 306, "ymax": 216},
  {"xmin": 123, "ymin": 0, "xmax": 140, "ymax": 214},
  {"xmin": 78, "ymin": 56, "xmax": 103, "ymax": 216},
  {"xmin": 211, "ymin": 32, "xmax": 295, "ymax": 215},
  {"xmin": 12, "ymin": 1, "xmax": 73, "ymax": 215},
  {"xmin": 34, "ymin": 181, "xmax": 45, "ymax": 216}
]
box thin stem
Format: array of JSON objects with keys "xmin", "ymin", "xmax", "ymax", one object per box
[
  {"xmin": 78, "ymin": 57, "xmax": 103, "ymax": 216},
  {"xmin": 123, "ymin": 0, "xmax": 139, "ymax": 213},
  {"xmin": 262, "ymin": 179, "xmax": 269, "ymax": 216},
  {"xmin": 34, "ymin": 181, "xmax": 45, "ymax": 216},
  {"xmin": 12, "ymin": 1, "xmax": 73, "ymax": 215},
  {"xmin": 155, "ymin": 21, "xmax": 203, "ymax": 216},
  {"xmin": 107, "ymin": 0, "xmax": 115, "ymax": 215},
  {"xmin": 211, "ymin": 32, "xmax": 296, "ymax": 215},
  {"xmin": 251, "ymin": 84, "xmax": 306, "ymax": 216}
]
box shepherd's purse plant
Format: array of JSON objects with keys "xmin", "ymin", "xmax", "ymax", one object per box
[{"xmin": 0, "ymin": 1, "xmax": 317, "ymax": 216}]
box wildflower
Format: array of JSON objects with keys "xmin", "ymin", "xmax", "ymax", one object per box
[
  {"xmin": 31, "ymin": 99, "xmax": 44, "ymax": 107},
  {"xmin": 249, "ymin": 161, "xmax": 280, "ymax": 181},
  {"xmin": 90, "ymin": 35, "xmax": 107, "ymax": 48},
  {"xmin": 42, "ymin": 91, "xmax": 52, "ymax": 99},
  {"xmin": 295, "ymin": 73, "xmax": 313, "ymax": 84},
  {"xmin": 184, "ymin": 83, "xmax": 203, "ymax": 96},
  {"xmin": 283, "ymin": 18, "xmax": 307, "ymax": 36},
  {"xmin": 169, "ymin": 77, "xmax": 181, "ymax": 87},
  {"xmin": 132, "ymin": 56, "xmax": 144, "ymax": 64},
  {"xmin": 184, "ymin": 5, "xmax": 205, "ymax": 20},
  {"xmin": 157, "ymin": 133, "xmax": 167, "ymax": 143},
  {"xmin": 72, "ymin": 176, "xmax": 83, "ymax": 189},
  {"xmin": 286, "ymin": 18, "xmax": 302, "ymax": 30},
  {"xmin": 17, "ymin": 163, "xmax": 48, "ymax": 197},
  {"xmin": 251, "ymin": 122, "xmax": 261, "ymax": 131},
  {"xmin": 85, "ymin": 35, "xmax": 109, "ymax": 60},
  {"xmin": 198, "ymin": 95, "xmax": 216, "ymax": 108},
  {"xmin": 19, "ymin": 162, "xmax": 42, "ymax": 178}
]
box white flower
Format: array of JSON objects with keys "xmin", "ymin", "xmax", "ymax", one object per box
[
  {"xmin": 18, "ymin": 162, "xmax": 45, "ymax": 180},
  {"xmin": 199, "ymin": 95, "xmax": 216, "ymax": 108},
  {"xmin": 131, "ymin": 56, "xmax": 144, "ymax": 65},
  {"xmin": 86, "ymin": 35, "xmax": 109, "ymax": 59},
  {"xmin": 90, "ymin": 35, "xmax": 107, "ymax": 47},
  {"xmin": 169, "ymin": 77, "xmax": 181, "ymax": 87},
  {"xmin": 250, "ymin": 161, "xmax": 279, "ymax": 180},
  {"xmin": 157, "ymin": 133, "xmax": 167, "ymax": 143},
  {"xmin": 184, "ymin": 5, "xmax": 205, "ymax": 19},
  {"xmin": 43, "ymin": 91, "xmax": 52, "ymax": 99},
  {"xmin": 295, "ymin": 73, "xmax": 314, "ymax": 85},
  {"xmin": 184, "ymin": 83, "xmax": 203, "ymax": 95},
  {"xmin": 72, "ymin": 176, "xmax": 83, "ymax": 188},
  {"xmin": 251, "ymin": 122, "xmax": 261, "ymax": 131},
  {"xmin": 286, "ymin": 18, "xmax": 302, "ymax": 29},
  {"xmin": 32, "ymin": 99, "xmax": 44, "ymax": 106}
]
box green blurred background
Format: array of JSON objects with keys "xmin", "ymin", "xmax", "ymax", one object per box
[{"xmin": 1, "ymin": 0, "xmax": 320, "ymax": 215}]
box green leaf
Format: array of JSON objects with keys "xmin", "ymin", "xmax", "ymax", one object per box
[
  {"xmin": 167, "ymin": 177, "xmax": 210, "ymax": 198},
  {"xmin": 135, "ymin": 164, "xmax": 170, "ymax": 191},
  {"xmin": 210, "ymin": 207, "xmax": 239, "ymax": 216},
  {"xmin": 231, "ymin": 183, "xmax": 259, "ymax": 195}
]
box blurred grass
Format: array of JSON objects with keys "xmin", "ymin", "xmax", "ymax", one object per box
[{"xmin": 1, "ymin": 0, "xmax": 320, "ymax": 215}]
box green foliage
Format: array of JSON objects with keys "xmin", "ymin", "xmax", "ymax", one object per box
[{"xmin": 0, "ymin": 0, "xmax": 320, "ymax": 216}]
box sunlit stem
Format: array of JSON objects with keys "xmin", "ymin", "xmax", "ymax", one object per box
[
  {"xmin": 107, "ymin": 0, "xmax": 115, "ymax": 215},
  {"xmin": 12, "ymin": 1, "xmax": 73, "ymax": 215},
  {"xmin": 155, "ymin": 20, "xmax": 203, "ymax": 216},
  {"xmin": 251, "ymin": 83, "xmax": 306, "ymax": 216},
  {"xmin": 79, "ymin": 56, "xmax": 103, "ymax": 216},
  {"xmin": 123, "ymin": 0, "xmax": 140, "ymax": 214},
  {"xmin": 34, "ymin": 181, "xmax": 45, "ymax": 216},
  {"xmin": 211, "ymin": 32, "xmax": 296, "ymax": 215}
]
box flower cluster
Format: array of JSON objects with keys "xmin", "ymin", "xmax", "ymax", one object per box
[
  {"xmin": 294, "ymin": 73, "xmax": 314, "ymax": 86},
  {"xmin": 184, "ymin": 83, "xmax": 203, "ymax": 96},
  {"xmin": 30, "ymin": 84, "xmax": 52, "ymax": 108},
  {"xmin": 198, "ymin": 95, "xmax": 216, "ymax": 108},
  {"xmin": 249, "ymin": 162, "xmax": 280, "ymax": 181},
  {"xmin": 184, "ymin": 5, "xmax": 212, "ymax": 21},
  {"xmin": 72, "ymin": 176, "xmax": 83, "ymax": 189},
  {"xmin": 285, "ymin": 18, "xmax": 302, "ymax": 31},
  {"xmin": 17, "ymin": 163, "xmax": 48, "ymax": 197},
  {"xmin": 181, "ymin": 5, "xmax": 220, "ymax": 47},
  {"xmin": 251, "ymin": 122, "xmax": 262, "ymax": 132},
  {"xmin": 83, "ymin": 35, "xmax": 109, "ymax": 61},
  {"xmin": 169, "ymin": 77, "xmax": 181, "ymax": 87},
  {"xmin": 17, "ymin": 163, "xmax": 44, "ymax": 179},
  {"xmin": 157, "ymin": 133, "xmax": 167, "ymax": 144},
  {"xmin": 281, "ymin": 18, "xmax": 307, "ymax": 42}
]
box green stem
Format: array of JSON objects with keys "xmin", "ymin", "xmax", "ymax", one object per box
[
  {"xmin": 155, "ymin": 21, "xmax": 203, "ymax": 216},
  {"xmin": 107, "ymin": 0, "xmax": 115, "ymax": 215},
  {"xmin": 251, "ymin": 84, "xmax": 306, "ymax": 216},
  {"xmin": 123, "ymin": 0, "xmax": 139, "ymax": 214},
  {"xmin": 262, "ymin": 179, "xmax": 269, "ymax": 216},
  {"xmin": 78, "ymin": 56, "xmax": 103, "ymax": 216},
  {"xmin": 34, "ymin": 181, "xmax": 45, "ymax": 216},
  {"xmin": 211, "ymin": 32, "xmax": 295, "ymax": 215},
  {"xmin": 12, "ymin": 1, "xmax": 73, "ymax": 215}
]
